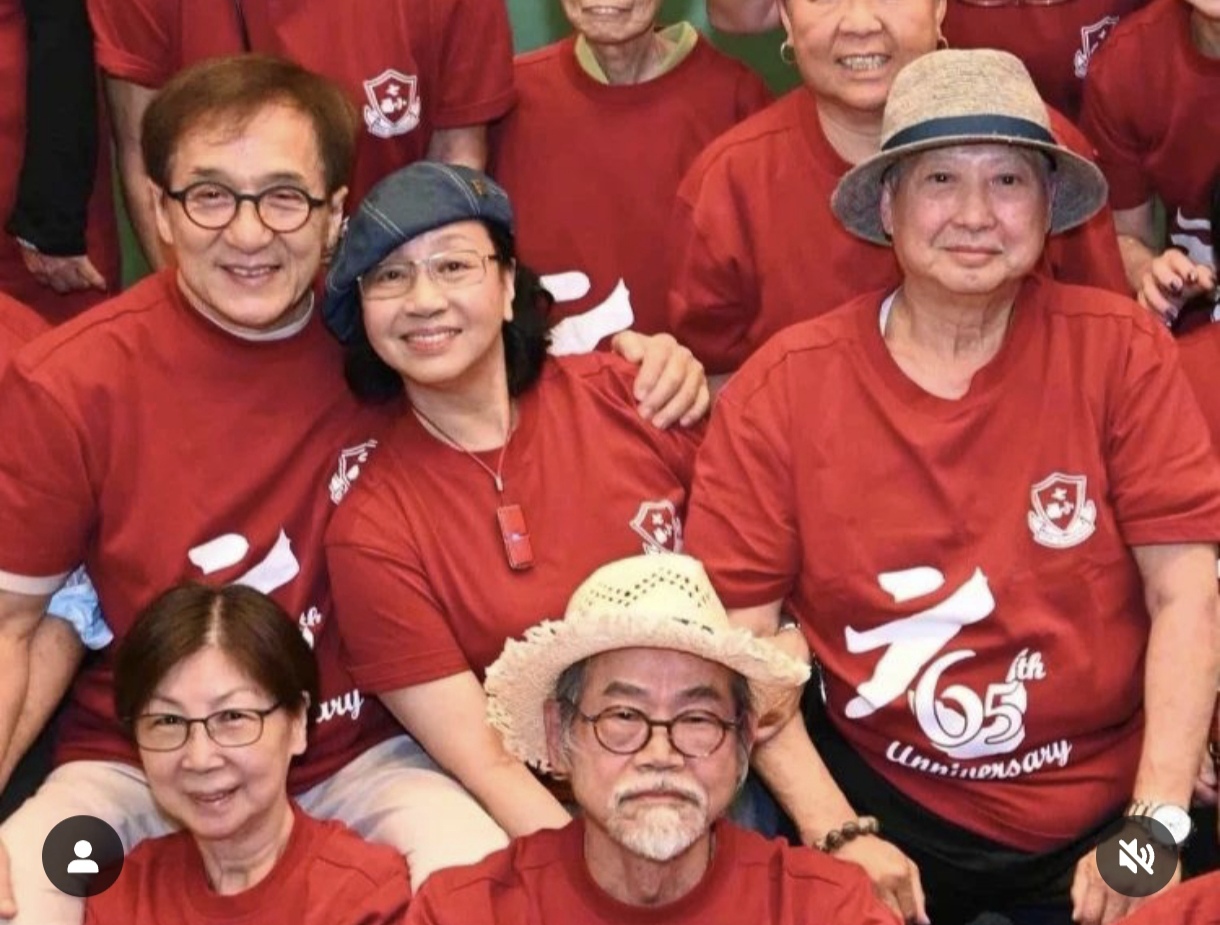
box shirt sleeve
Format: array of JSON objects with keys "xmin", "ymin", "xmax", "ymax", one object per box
[
  {"xmin": 326, "ymin": 485, "xmax": 472, "ymax": 692},
  {"xmin": 0, "ymin": 363, "xmax": 95, "ymax": 590},
  {"xmin": 684, "ymin": 354, "xmax": 802, "ymax": 607},
  {"xmin": 5, "ymin": 0, "xmax": 98, "ymax": 256},
  {"xmin": 86, "ymin": 0, "xmax": 174, "ymax": 86},
  {"xmin": 1080, "ymin": 50, "xmax": 1152, "ymax": 211},
  {"xmin": 1106, "ymin": 315, "xmax": 1220, "ymax": 546},
  {"xmin": 429, "ymin": 0, "xmax": 516, "ymax": 128},
  {"xmin": 338, "ymin": 862, "xmax": 412, "ymax": 925},
  {"xmin": 665, "ymin": 155, "xmax": 760, "ymax": 374}
]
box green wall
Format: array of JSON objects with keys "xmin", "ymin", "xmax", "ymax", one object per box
[{"xmin": 120, "ymin": 3, "xmax": 794, "ymax": 286}]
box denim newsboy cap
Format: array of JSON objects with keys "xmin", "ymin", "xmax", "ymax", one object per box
[{"xmin": 323, "ymin": 161, "xmax": 514, "ymax": 345}]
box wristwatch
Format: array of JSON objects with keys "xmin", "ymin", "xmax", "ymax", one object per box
[{"xmin": 1127, "ymin": 800, "xmax": 1193, "ymax": 848}]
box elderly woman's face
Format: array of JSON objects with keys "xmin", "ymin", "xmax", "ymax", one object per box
[
  {"xmin": 780, "ymin": 0, "xmax": 945, "ymax": 118},
  {"xmin": 360, "ymin": 219, "xmax": 514, "ymax": 391},
  {"xmin": 881, "ymin": 144, "xmax": 1053, "ymax": 298},
  {"xmin": 561, "ymin": 0, "xmax": 663, "ymax": 45},
  {"xmin": 137, "ymin": 645, "xmax": 306, "ymax": 846}
]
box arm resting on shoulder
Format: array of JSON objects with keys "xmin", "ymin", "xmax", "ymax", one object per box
[
  {"xmin": 426, "ymin": 126, "xmax": 488, "ymax": 172},
  {"xmin": 0, "ymin": 590, "xmax": 51, "ymax": 791},
  {"xmin": 379, "ymin": 672, "xmax": 571, "ymax": 837}
]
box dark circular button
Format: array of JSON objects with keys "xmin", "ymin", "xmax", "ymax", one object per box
[
  {"xmin": 1095, "ymin": 815, "xmax": 1179, "ymax": 898},
  {"xmin": 41, "ymin": 815, "xmax": 124, "ymax": 897}
]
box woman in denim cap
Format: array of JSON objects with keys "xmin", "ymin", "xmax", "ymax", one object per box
[{"xmin": 321, "ymin": 163, "xmax": 705, "ymax": 845}]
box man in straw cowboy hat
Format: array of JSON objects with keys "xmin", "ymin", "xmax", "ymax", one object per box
[
  {"xmin": 404, "ymin": 554, "xmax": 897, "ymax": 924},
  {"xmin": 685, "ymin": 48, "xmax": 1220, "ymax": 925}
]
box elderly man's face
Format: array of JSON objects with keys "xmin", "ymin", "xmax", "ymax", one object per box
[
  {"xmin": 152, "ymin": 102, "xmax": 346, "ymax": 335},
  {"xmin": 880, "ymin": 144, "xmax": 1053, "ymax": 298},
  {"xmin": 561, "ymin": 1, "xmax": 663, "ymax": 46},
  {"xmin": 546, "ymin": 649, "xmax": 748, "ymax": 863}
]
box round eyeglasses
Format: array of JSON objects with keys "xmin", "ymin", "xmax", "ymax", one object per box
[
  {"xmin": 166, "ymin": 181, "xmax": 327, "ymax": 233},
  {"xmin": 132, "ymin": 703, "xmax": 283, "ymax": 751},
  {"xmin": 574, "ymin": 705, "xmax": 740, "ymax": 759},
  {"xmin": 358, "ymin": 250, "xmax": 501, "ymax": 301}
]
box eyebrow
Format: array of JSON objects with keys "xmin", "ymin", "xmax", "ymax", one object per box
[
  {"xmin": 598, "ymin": 681, "xmax": 729, "ymax": 706},
  {"xmin": 182, "ymin": 167, "xmax": 311, "ymax": 187},
  {"xmin": 144, "ymin": 687, "xmax": 265, "ymax": 712}
]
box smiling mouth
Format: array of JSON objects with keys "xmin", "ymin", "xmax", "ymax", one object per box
[
  {"xmin": 222, "ymin": 264, "xmax": 279, "ymax": 281},
  {"xmin": 837, "ymin": 54, "xmax": 890, "ymax": 72},
  {"xmin": 189, "ymin": 787, "xmax": 238, "ymax": 806},
  {"xmin": 403, "ymin": 328, "xmax": 459, "ymax": 347}
]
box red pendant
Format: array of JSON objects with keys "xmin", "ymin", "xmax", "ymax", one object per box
[{"xmin": 496, "ymin": 504, "xmax": 534, "ymax": 570}]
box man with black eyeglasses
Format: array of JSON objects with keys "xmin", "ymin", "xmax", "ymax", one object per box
[{"xmin": 406, "ymin": 554, "xmax": 894, "ymax": 925}]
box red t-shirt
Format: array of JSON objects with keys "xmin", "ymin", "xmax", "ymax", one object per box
[
  {"xmin": 0, "ymin": 0, "xmax": 118, "ymax": 323},
  {"xmin": 326, "ymin": 354, "xmax": 702, "ymax": 691},
  {"xmin": 1116, "ymin": 872, "xmax": 1220, "ymax": 925},
  {"xmin": 685, "ymin": 276, "xmax": 1220, "ymax": 851},
  {"xmin": 406, "ymin": 818, "xmax": 895, "ymax": 925},
  {"xmin": 1177, "ymin": 324, "xmax": 1220, "ymax": 449},
  {"xmin": 666, "ymin": 89, "xmax": 1129, "ymax": 374},
  {"xmin": 942, "ymin": 0, "xmax": 1147, "ymax": 122},
  {"xmin": 0, "ymin": 271, "xmax": 400, "ymax": 791},
  {"xmin": 1081, "ymin": 0, "xmax": 1219, "ymax": 272},
  {"xmin": 86, "ymin": 0, "xmax": 516, "ymax": 206},
  {"xmin": 489, "ymin": 34, "xmax": 771, "ymax": 342},
  {"xmin": 84, "ymin": 802, "xmax": 411, "ymax": 925},
  {"xmin": 0, "ymin": 289, "xmax": 47, "ymax": 368}
]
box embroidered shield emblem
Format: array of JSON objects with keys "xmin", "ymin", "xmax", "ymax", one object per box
[
  {"xmin": 1074, "ymin": 16, "xmax": 1119, "ymax": 78},
  {"xmin": 1027, "ymin": 472, "xmax": 1097, "ymax": 549},
  {"xmin": 362, "ymin": 70, "xmax": 421, "ymax": 139},
  {"xmin": 630, "ymin": 500, "xmax": 684, "ymax": 554}
]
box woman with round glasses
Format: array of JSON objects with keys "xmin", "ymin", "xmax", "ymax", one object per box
[
  {"xmin": 320, "ymin": 161, "xmax": 704, "ymax": 844},
  {"xmin": 668, "ymin": 0, "xmax": 1130, "ymax": 379},
  {"xmin": 84, "ymin": 581, "xmax": 411, "ymax": 924}
]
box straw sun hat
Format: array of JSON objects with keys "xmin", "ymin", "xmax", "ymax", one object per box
[
  {"xmin": 485, "ymin": 555, "xmax": 810, "ymax": 772},
  {"xmin": 831, "ymin": 49, "xmax": 1108, "ymax": 246}
]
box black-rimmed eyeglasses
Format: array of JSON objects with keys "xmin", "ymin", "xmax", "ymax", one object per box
[
  {"xmin": 132, "ymin": 703, "xmax": 283, "ymax": 751},
  {"xmin": 572, "ymin": 705, "xmax": 740, "ymax": 759},
  {"xmin": 165, "ymin": 181, "xmax": 327, "ymax": 233}
]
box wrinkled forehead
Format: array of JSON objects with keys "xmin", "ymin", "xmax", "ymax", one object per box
[{"xmin": 582, "ymin": 648, "xmax": 739, "ymax": 705}]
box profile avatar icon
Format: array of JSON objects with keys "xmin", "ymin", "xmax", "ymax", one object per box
[{"xmin": 67, "ymin": 840, "xmax": 99, "ymax": 874}]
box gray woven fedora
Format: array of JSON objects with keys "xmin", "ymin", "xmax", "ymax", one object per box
[{"xmin": 831, "ymin": 49, "xmax": 1108, "ymax": 245}]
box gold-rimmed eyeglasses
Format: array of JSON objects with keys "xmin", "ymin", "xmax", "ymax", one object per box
[{"xmin": 358, "ymin": 250, "xmax": 502, "ymax": 301}]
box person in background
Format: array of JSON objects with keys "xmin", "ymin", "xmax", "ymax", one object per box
[
  {"xmin": 488, "ymin": 0, "xmax": 771, "ymax": 352},
  {"xmin": 1081, "ymin": 0, "xmax": 1220, "ymax": 328},
  {"xmin": 1, "ymin": 0, "xmax": 117, "ymax": 322},
  {"xmin": 322, "ymin": 162, "xmax": 708, "ymax": 849},
  {"xmin": 703, "ymin": 0, "xmax": 1145, "ymax": 121},
  {"xmin": 86, "ymin": 0, "xmax": 516, "ymax": 268},
  {"xmin": 686, "ymin": 49, "xmax": 1220, "ymax": 924},
  {"xmin": 84, "ymin": 582, "xmax": 411, "ymax": 925},
  {"xmin": 667, "ymin": 0, "xmax": 1128, "ymax": 380},
  {"xmin": 409, "ymin": 554, "xmax": 896, "ymax": 925}
]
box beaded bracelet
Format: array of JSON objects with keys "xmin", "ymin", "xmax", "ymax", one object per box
[{"xmin": 818, "ymin": 816, "xmax": 881, "ymax": 853}]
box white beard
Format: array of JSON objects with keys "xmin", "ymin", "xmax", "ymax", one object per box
[{"xmin": 608, "ymin": 801, "xmax": 707, "ymax": 862}]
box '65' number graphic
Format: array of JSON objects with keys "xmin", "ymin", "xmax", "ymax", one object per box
[{"xmin": 843, "ymin": 567, "xmax": 1040, "ymax": 760}]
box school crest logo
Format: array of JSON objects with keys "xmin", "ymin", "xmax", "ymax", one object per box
[
  {"xmin": 362, "ymin": 70, "xmax": 421, "ymax": 139},
  {"xmin": 630, "ymin": 500, "xmax": 684, "ymax": 554},
  {"xmin": 1027, "ymin": 472, "xmax": 1096, "ymax": 549},
  {"xmin": 1074, "ymin": 16, "xmax": 1120, "ymax": 78},
  {"xmin": 329, "ymin": 439, "xmax": 378, "ymax": 504}
]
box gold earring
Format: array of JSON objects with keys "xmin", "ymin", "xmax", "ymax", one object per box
[{"xmin": 780, "ymin": 39, "xmax": 796, "ymax": 65}]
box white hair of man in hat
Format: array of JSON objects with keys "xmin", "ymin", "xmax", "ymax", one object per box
[{"xmin": 404, "ymin": 555, "xmax": 899, "ymax": 924}]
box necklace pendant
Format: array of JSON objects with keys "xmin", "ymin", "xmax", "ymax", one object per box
[
  {"xmin": 496, "ymin": 504, "xmax": 534, "ymax": 571},
  {"xmin": 493, "ymin": 474, "xmax": 504, "ymax": 493}
]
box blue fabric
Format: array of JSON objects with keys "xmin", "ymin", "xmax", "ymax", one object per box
[{"xmin": 47, "ymin": 566, "xmax": 112, "ymax": 650}]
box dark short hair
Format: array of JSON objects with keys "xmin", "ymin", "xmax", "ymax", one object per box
[
  {"xmin": 142, "ymin": 54, "xmax": 357, "ymax": 194},
  {"xmin": 343, "ymin": 220, "xmax": 552, "ymax": 403},
  {"xmin": 114, "ymin": 582, "xmax": 319, "ymax": 727}
]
